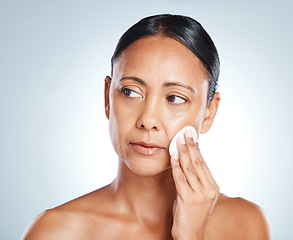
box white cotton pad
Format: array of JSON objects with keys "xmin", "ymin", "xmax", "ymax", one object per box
[{"xmin": 169, "ymin": 126, "xmax": 198, "ymax": 158}]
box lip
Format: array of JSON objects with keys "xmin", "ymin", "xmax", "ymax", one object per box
[{"xmin": 130, "ymin": 142, "xmax": 165, "ymax": 155}]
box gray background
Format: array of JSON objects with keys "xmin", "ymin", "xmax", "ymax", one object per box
[{"xmin": 1, "ymin": 0, "xmax": 292, "ymax": 239}]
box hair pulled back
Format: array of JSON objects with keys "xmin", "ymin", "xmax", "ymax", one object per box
[{"xmin": 111, "ymin": 14, "xmax": 220, "ymax": 104}]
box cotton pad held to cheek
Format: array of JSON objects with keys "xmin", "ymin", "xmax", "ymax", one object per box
[{"xmin": 169, "ymin": 126, "xmax": 198, "ymax": 158}]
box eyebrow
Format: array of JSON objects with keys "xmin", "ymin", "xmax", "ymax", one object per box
[
  {"xmin": 119, "ymin": 77, "xmax": 146, "ymax": 85},
  {"xmin": 163, "ymin": 82, "xmax": 195, "ymax": 93},
  {"xmin": 119, "ymin": 76, "xmax": 195, "ymax": 93}
]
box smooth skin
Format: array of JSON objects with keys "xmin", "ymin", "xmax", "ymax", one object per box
[{"xmin": 22, "ymin": 36, "xmax": 271, "ymax": 240}]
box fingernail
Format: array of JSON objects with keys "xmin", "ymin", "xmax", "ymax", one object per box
[
  {"xmin": 172, "ymin": 154, "xmax": 179, "ymax": 165},
  {"xmin": 172, "ymin": 152, "xmax": 179, "ymax": 160},
  {"xmin": 185, "ymin": 126, "xmax": 197, "ymax": 142},
  {"xmin": 179, "ymin": 133, "xmax": 186, "ymax": 145}
]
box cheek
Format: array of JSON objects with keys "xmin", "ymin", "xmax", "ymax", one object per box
[
  {"xmin": 108, "ymin": 99, "xmax": 137, "ymax": 157},
  {"xmin": 161, "ymin": 104, "xmax": 206, "ymax": 141}
]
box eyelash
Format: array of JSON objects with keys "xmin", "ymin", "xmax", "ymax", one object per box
[
  {"xmin": 120, "ymin": 87, "xmax": 188, "ymax": 105},
  {"xmin": 166, "ymin": 95, "xmax": 188, "ymax": 104},
  {"xmin": 120, "ymin": 87, "xmax": 141, "ymax": 98}
]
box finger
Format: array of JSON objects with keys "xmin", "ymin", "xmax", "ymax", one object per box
[
  {"xmin": 172, "ymin": 198, "xmax": 178, "ymax": 217},
  {"xmin": 194, "ymin": 145, "xmax": 219, "ymax": 191},
  {"xmin": 184, "ymin": 130, "xmax": 218, "ymax": 189},
  {"xmin": 177, "ymin": 134, "xmax": 201, "ymax": 192},
  {"xmin": 170, "ymin": 154, "xmax": 192, "ymax": 198},
  {"xmin": 201, "ymin": 160, "xmax": 219, "ymax": 191},
  {"xmin": 186, "ymin": 139, "xmax": 210, "ymax": 186}
]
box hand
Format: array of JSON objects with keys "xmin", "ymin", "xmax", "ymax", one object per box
[{"xmin": 170, "ymin": 128, "xmax": 220, "ymax": 240}]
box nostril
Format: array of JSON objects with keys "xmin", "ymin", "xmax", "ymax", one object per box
[{"xmin": 140, "ymin": 124, "xmax": 157, "ymax": 130}]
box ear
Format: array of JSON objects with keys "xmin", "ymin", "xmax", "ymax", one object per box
[
  {"xmin": 200, "ymin": 92, "xmax": 221, "ymax": 134},
  {"xmin": 104, "ymin": 76, "xmax": 111, "ymax": 120}
]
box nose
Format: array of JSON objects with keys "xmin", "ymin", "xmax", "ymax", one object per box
[{"xmin": 136, "ymin": 97, "xmax": 162, "ymax": 131}]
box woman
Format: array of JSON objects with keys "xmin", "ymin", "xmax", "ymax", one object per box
[{"xmin": 22, "ymin": 14, "xmax": 271, "ymax": 239}]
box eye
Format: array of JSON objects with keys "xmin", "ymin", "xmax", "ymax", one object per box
[
  {"xmin": 121, "ymin": 87, "xmax": 142, "ymax": 98},
  {"xmin": 167, "ymin": 95, "xmax": 187, "ymax": 104}
]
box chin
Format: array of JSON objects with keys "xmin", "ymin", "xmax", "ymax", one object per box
[{"xmin": 122, "ymin": 154, "xmax": 171, "ymax": 177}]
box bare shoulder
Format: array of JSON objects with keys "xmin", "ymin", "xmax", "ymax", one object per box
[
  {"xmin": 22, "ymin": 185, "xmax": 112, "ymax": 240},
  {"xmin": 21, "ymin": 208, "xmax": 84, "ymax": 240},
  {"xmin": 208, "ymin": 194, "xmax": 272, "ymax": 240}
]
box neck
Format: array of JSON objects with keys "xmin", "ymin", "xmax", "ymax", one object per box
[{"xmin": 109, "ymin": 161, "xmax": 177, "ymax": 224}]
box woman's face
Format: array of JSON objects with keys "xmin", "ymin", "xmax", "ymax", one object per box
[{"xmin": 105, "ymin": 36, "xmax": 220, "ymax": 176}]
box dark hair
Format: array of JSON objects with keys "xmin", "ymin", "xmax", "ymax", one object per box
[{"xmin": 111, "ymin": 14, "xmax": 220, "ymax": 104}]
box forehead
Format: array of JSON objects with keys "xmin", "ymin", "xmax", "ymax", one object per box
[{"xmin": 112, "ymin": 36, "xmax": 207, "ymax": 87}]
